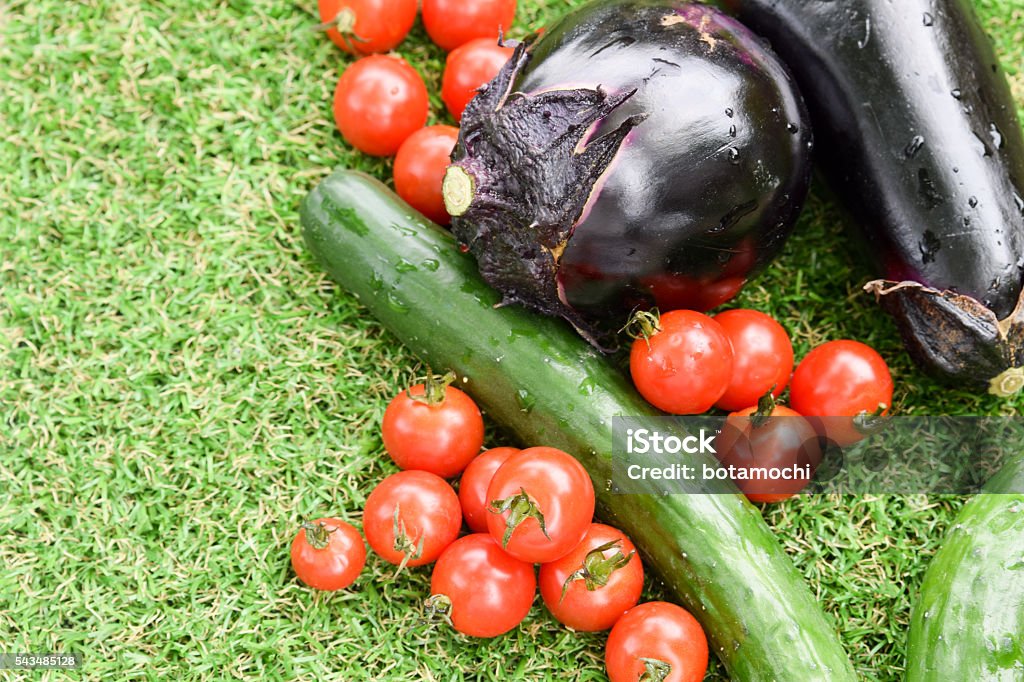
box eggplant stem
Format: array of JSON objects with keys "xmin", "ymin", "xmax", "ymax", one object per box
[
  {"xmin": 990, "ymin": 367, "xmax": 1024, "ymax": 397},
  {"xmin": 442, "ymin": 166, "xmax": 475, "ymax": 217}
]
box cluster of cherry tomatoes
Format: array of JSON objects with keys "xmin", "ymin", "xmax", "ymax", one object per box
[
  {"xmin": 291, "ymin": 374, "xmax": 709, "ymax": 682},
  {"xmin": 627, "ymin": 307, "xmax": 895, "ymax": 501},
  {"xmin": 318, "ymin": 0, "xmax": 517, "ymax": 224}
]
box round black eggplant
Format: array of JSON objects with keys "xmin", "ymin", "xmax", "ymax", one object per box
[
  {"xmin": 444, "ymin": 0, "xmax": 812, "ymax": 342},
  {"xmin": 724, "ymin": 0, "xmax": 1024, "ymax": 394}
]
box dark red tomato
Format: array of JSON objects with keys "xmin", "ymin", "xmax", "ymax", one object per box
[
  {"xmin": 381, "ymin": 379, "xmax": 484, "ymax": 478},
  {"xmin": 441, "ymin": 38, "xmax": 515, "ymax": 121},
  {"xmin": 485, "ymin": 447, "xmax": 595, "ymax": 564},
  {"xmin": 642, "ymin": 273, "xmax": 747, "ymax": 313},
  {"xmin": 605, "ymin": 602, "xmax": 709, "ymax": 682},
  {"xmin": 714, "ymin": 403, "xmax": 821, "ymax": 503},
  {"xmin": 317, "ymin": 0, "xmax": 417, "ymax": 55},
  {"xmin": 422, "ymin": 0, "xmax": 517, "ymax": 52},
  {"xmin": 713, "ymin": 309, "xmax": 794, "ymax": 411},
  {"xmin": 290, "ymin": 518, "xmax": 366, "ymax": 591},
  {"xmin": 789, "ymin": 340, "xmax": 894, "ymax": 446},
  {"xmin": 427, "ymin": 533, "xmax": 536, "ymax": 637},
  {"xmin": 629, "ymin": 310, "xmax": 734, "ymax": 415},
  {"xmin": 333, "ymin": 55, "xmax": 428, "ymax": 157},
  {"xmin": 539, "ymin": 523, "xmax": 643, "ymax": 632},
  {"xmin": 362, "ymin": 471, "xmax": 462, "ymax": 568},
  {"xmin": 394, "ymin": 125, "xmax": 459, "ymax": 225},
  {"xmin": 458, "ymin": 447, "xmax": 520, "ymax": 533}
]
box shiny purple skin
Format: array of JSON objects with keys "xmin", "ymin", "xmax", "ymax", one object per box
[
  {"xmin": 446, "ymin": 0, "xmax": 811, "ymax": 343},
  {"xmin": 724, "ymin": 0, "xmax": 1024, "ymax": 391}
]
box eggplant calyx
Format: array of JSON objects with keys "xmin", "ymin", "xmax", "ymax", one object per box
[
  {"xmin": 449, "ymin": 38, "xmax": 646, "ymax": 341},
  {"xmin": 864, "ymin": 279, "xmax": 1024, "ymax": 390}
]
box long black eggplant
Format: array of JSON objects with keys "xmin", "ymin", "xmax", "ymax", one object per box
[
  {"xmin": 722, "ymin": 0, "xmax": 1024, "ymax": 395},
  {"xmin": 443, "ymin": 0, "xmax": 812, "ymax": 343}
]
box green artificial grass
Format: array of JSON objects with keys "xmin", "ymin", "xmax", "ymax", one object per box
[{"xmin": 1, "ymin": 0, "xmax": 1023, "ymax": 680}]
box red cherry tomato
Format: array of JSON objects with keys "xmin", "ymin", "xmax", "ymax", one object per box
[
  {"xmin": 290, "ymin": 518, "xmax": 366, "ymax": 590},
  {"xmin": 485, "ymin": 447, "xmax": 595, "ymax": 564},
  {"xmin": 393, "ymin": 125, "xmax": 459, "ymax": 225},
  {"xmin": 629, "ymin": 310, "xmax": 734, "ymax": 415},
  {"xmin": 317, "ymin": 0, "xmax": 417, "ymax": 55},
  {"xmin": 713, "ymin": 309, "xmax": 794, "ymax": 411},
  {"xmin": 441, "ymin": 38, "xmax": 515, "ymax": 121},
  {"xmin": 459, "ymin": 447, "xmax": 520, "ymax": 533},
  {"xmin": 605, "ymin": 602, "xmax": 709, "ymax": 682},
  {"xmin": 539, "ymin": 523, "xmax": 644, "ymax": 632},
  {"xmin": 381, "ymin": 377, "xmax": 485, "ymax": 479},
  {"xmin": 362, "ymin": 471, "xmax": 462, "ymax": 568},
  {"xmin": 789, "ymin": 340, "xmax": 894, "ymax": 446},
  {"xmin": 422, "ymin": 0, "xmax": 517, "ymax": 51},
  {"xmin": 427, "ymin": 533, "xmax": 536, "ymax": 637},
  {"xmin": 714, "ymin": 403, "xmax": 821, "ymax": 503},
  {"xmin": 333, "ymin": 55, "xmax": 428, "ymax": 157}
]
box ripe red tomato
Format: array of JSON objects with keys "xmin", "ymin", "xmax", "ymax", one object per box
[
  {"xmin": 713, "ymin": 309, "xmax": 794, "ymax": 411},
  {"xmin": 485, "ymin": 447, "xmax": 595, "ymax": 564},
  {"xmin": 381, "ymin": 377, "xmax": 484, "ymax": 479},
  {"xmin": 441, "ymin": 38, "xmax": 515, "ymax": 121},
  {"xmin": 362, "ymin": 471, "xmax": 462, "ymax": 568},
  {"xmin": 394, "ymin": 125, "xmax": 459, "ymax": 225},
  {"xmin": 427, "ymin": 533, "xmax": 536, "ymax": 637},
  {"xmin": 789, "ymin": 340, "xmax": 894, "ymax": 446},
  {"xmin": 458, "ymin": 447, "xmax": 520, "ymax": 533},
  {"xmin": 422, "ymin": 0, "xmax": 517, "ymax": 51},
  {"xmin": 317, "ymin": 0, "xmax": 417, "ymax": 55},
  {"xmin": 714, "ymin": 402, "xmax": 821, "ymax": 503},
  {"xmin": 629, "ymin": 310, "xmax": 734, "ymax": 415},
  {"xmin": 605, "ymin": 602, "xmax": 709, "ymax": 682},
  {"xmin": 333, "ymin": 55, "xmax": 428, "ymax": 157},
  {"xmin": 539, "ymin": 523, "xmax": 643, "ymax": 632},
  {"xmin": 290, "ymin": 518, "xmax": 366, "ymax": 590}
]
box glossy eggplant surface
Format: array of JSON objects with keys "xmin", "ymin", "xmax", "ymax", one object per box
[
  {"xmin": 444, "ymin": 0, "xmax": 812, "ymax": 343},
  {"xmin": 725, "ymin": 0, "xmax": 1024, "ymax": 394}
]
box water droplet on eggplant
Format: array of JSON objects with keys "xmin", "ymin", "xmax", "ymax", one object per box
[
  {"xmin": 786, "ymin": 123, "xmax": 799, "ymax": 134},
  {"xmin": 972, "ymin": 132, "xmax": 993, "ymax": 157},
  {"xmin": 728, "ymin": 124, "xmax": 737, "ymax": 137},
  {"xmin": 968, "ymin": 196, "xmax": 978, "ymax": 208},
  {"xmin": 989, "ymin": 123, "xmax": 1003, "ymax": 149},
  {"xmin": 904, "ymin": 135, "xmax": 925, "ymax": 158},
  {"xmin": 421, "ymin": 259, "xmax": 440, "ymax": 271},
  {"xmin": 725, "ymin": 107, "xmax": 734, "ymax": 118},
  {"xmin": 395, "ymin": 258, "xmax": 417, "ymax": 273},
  {"xmin": 922, "ymin": 12, "xmax": 934, "ymax": 26},
  {"xmin": 727, "ymin": 147, "xmax": 741, "ymax": 165},
  {"xmin": 951, "ymin": 88, "xmax": 962, "ymax": 99}
]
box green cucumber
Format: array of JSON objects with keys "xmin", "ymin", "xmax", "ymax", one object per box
[
  {"xmin": 906, "ymin": 457, "xmax": 1024, "ymax": 681},
  {"xmin": 301, "ymin": 170, "xmax": 856, "ymax": 682}
]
